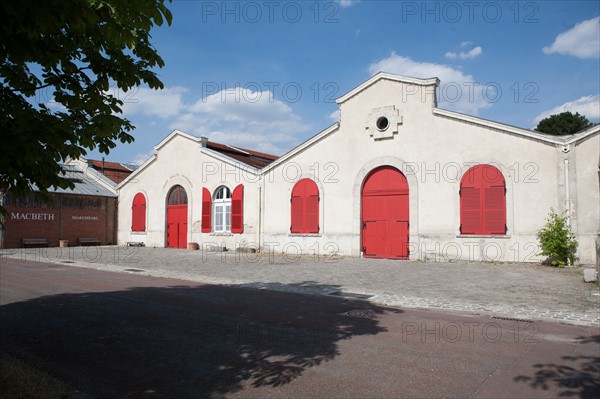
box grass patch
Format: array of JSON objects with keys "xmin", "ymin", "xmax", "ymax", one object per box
[{"xmin": 0, "ymin": 353, "xmax": 70, "ymax": 399}]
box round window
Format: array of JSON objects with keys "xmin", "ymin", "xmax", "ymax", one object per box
[{"xmin": 376, "ymin": 116, "xmax": 389, "ymax": 131}]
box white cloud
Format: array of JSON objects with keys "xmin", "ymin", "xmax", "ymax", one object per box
[
  {"xmin": 328, "ymin": 109, "xmax": 340, "ymax": 122},
  {"xmin": 339, "ymin": 0, "xmax": 360, "ymax": 7},
  {"xmin": 460, "ymin": 41, "xmax": 473, "ymax": 48},
  {"xmin": 461, "ymin": 46, "xmax": 482, "ymax": 60},
  {"xmin": 369, "ymin": 52, "xmax": 492, "ymax": 114},
  {"xmin": 130, "ymin": 150, "xmax": 155, "ymax": 166},
  {"xmin": 444, "ymin": 52, "xmax": 457, "ymax": 60},
  {"xmin": 534, "ymin": 95, "xmax": 600, "ymax": 124},
  {"xmin": 170, "ymin": 87, "xmax": 311, "ymax": 155},
  {"xmin": 120, "ymin": 86, "xmax": 188, "ymax": 118},
  {"xmin": 445, "ymin": 46, "xmax": 482, "ymax": 60},
  {"xmin": 543, "ymin": 16, "xmax": 600, "ymax": 59}
]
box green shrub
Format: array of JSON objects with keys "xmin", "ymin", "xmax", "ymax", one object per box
[{"xmin": 537, "ymin": 208, "xmax": 578, "ymax": 267}]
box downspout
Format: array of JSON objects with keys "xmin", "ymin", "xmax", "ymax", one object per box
[
  {"xmin": 564, "ymin": 159, "xmax": 571, "ymax": 226},
  {"xmin": 563, "ymin": 157, "xmax": 572, "ymax": 266},
  {"xmin": 257, "ymin": 183, "xmax": 262, "ymax": 251}
]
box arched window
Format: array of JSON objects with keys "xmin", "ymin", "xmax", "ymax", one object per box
[
  {"xmin": 213, "ymin": 186, "xmax": 231, "ymax": 232},
  {"xmin": 131, "ymin": 193, "xmax": 146, "ymax": 232},
  {"xmin": 460, "ymin": 165, "xmax": 506, "ymax": 235},
  {"xmin": 168, "ymin": 185, "xmax": 187, "ymax": 205},
  {"xmin": 291, "ymin": 178, "xmax": 319, "ymax": 234},
  {"xmin": 202, "ymin": 184, "xmax": 243, "ymax": 234}
]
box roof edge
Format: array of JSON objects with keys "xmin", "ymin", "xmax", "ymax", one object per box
[
  {"xmin": 65, "ymin": 158, "xmax": 118, "ymax": 193},
  {"xmin": 432, "ymin": 108, "xmax": 583, "ymax": 145},
  {"xmin": 336, "ymin": 72, "xmax": 440, "ymax": 105},
  {"xmin": 200, "ymin": 147, "xmax": 261, "ymax": 174},
  {"xmin": 261, "ymin": 123, "xmax": 340, "ymax": 173},
  {"xmin": 154, "ymin": 129, "xmax": 201, "ymax": 151},
  {"xmin": 116, "ymin": 154, "xmax": 157, "ymax": 189},
  {"xmin": 559, "ymin": 124, "xmax": 600, "ymax": 145}
]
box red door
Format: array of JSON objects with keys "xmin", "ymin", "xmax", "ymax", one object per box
[
  {"xmin": 362, "ymin": 166, "xmax": 409, "ymax": 259},
  {"xmin": 166, "ymin": 185, "xmax": 188, "ymax": 249}
]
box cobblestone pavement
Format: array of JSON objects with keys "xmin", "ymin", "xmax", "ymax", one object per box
[{"xmin": 2, "ymin": 246, "xmax": 599, "ymax": 326}]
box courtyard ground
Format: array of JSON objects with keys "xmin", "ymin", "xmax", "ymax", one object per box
[
  {"xmin": 0, "ymin": 257, "xmax": 598, "ymax": 398},
  {"xmin": 1, "ymin": 246, "xmax": 598, "ymax": 326}
]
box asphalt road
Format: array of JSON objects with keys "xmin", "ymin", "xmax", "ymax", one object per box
[{"xmin": 1, "ymin": 258, "xmax": 598, "ymax": 398}]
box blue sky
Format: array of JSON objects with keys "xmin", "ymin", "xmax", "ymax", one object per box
[{"xmin": 89, "ymin": 0, "xmax": 600, "ymax": 164}]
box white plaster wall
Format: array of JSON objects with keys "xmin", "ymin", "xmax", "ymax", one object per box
[
  {"xmin": 118, "ymin": 134, "xmax": 261, "ymax": 250},
  {"xmin": 117, "ymin": 76, "xmax": 599, "ymax": 264},
  {"xmin": 574, "ymin": 134, "xmax": 600, "ymax": 264},
  {"xmin": 261, "ymin": 78, "xmax": 564, "ymax": 262}
]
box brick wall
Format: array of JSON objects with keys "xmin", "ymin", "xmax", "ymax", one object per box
[
  {"xmin": 98, "ymin": 169, "xmax": 130, "ymax": 184},
  {"xmin": 2, "ymin": 193, "xmax": 117, "ymax": 248}
]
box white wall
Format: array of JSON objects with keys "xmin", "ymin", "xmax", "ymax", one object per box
[
  {"xmin": 118, "ymin": 133, "xmax": 262, "ymax": 251},
  {"xmin": 117, "ymin": 75, "xmax": 600, "ymax": 264}
]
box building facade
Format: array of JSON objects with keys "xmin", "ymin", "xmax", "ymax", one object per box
[
  {"xmin": 117, "ymin": 73, "xmax": 600, "ymax": 264},
  {"xmin": 0, "ymin": 161, "xmax": 121, "ymax": 248}
]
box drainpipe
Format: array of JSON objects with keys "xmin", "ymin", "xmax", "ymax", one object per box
[
  {"xmin": 564, "ymin": 159, "xmax": 571, "ymax": 226},
  {"xmin": 563, "ymin": 157, "xmax": 573, "ymax": 266},
  {"xmin": 257, "ymin": 184, "xmax": 262, "ymax": 251}
]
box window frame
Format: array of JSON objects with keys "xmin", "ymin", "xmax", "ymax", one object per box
[
  {"xmin": 459, "ymin": 164, "xmax": 507, "ymax": 236},
  {"xmin": 290, "ymin": 178, "xmax": 320, "ymax": 234},
  {"xmin": 167, "ymin": 185, "xmax": 188, "ymax": 205},
  {"xmin": 213, "ymin": 186, "xmax": 231, "ymax": 233},
  {"xmin": 131, "ymin": 192, "xmax": 147, "ymax": 232}
]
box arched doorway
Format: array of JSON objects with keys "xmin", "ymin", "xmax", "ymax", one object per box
[
  {"xmin": 361, "ymin": 166, "xmax": 409, "ymax": 259},
  {"xmin": 166, "ymin": 185, "xmax": 188, "ymax": 248}
]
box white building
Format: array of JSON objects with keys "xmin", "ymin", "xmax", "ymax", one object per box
[{"xmin": 117, "ymin": 73, "xmax": 600, "ymax": 264}]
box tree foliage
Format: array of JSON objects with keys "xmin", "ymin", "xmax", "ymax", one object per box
[
  {"xmin": 537, "ymin": 208, "xmax": 578, "ymax": 267},
  {"xmin": 0, "ymin": 0, "xmax": 172, "ymax": 209},
  {"xmin": 534, "ymin": 111, "xmax": 593, "ymax": 136}
]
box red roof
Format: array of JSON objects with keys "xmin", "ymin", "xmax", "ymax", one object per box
[
  {"xmin": 206, "ymin": 141, "xmax": 279, "ymax": 168},
  {"xmin": 88, "ymin": 159, "xmax": 133, "ymax": 184},
  {"xmin": 89, "ymin": 160, "xmax": 132, "ymax": 173}
]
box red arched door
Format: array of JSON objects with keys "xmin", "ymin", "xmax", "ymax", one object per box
[
  {"xmin": 166, "ymin": 185, "xmax": 188, "ymax": 248},
  {"xmin": 362, "ymin": 166, "xmax": 409, "ymax": 259}
]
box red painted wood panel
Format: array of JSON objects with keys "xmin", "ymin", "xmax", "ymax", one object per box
[
  {"xmin": 290, "ymin": 179, "xmax": 319, "ymax": 234},
  {"xmin": 132, "ymin": 193, "xmax": 146, "ymax": 232},
  {"xmin": 460, "ymin": 165, "xmax": 506, "ymax": 235},
  {"xmin": 201, "ymin": 187, "xmax": 211, "ymax": 233},
  {"xmin": 231, "ymin": 184, "xmax": 244, "ymax": 233},
  {"xmin": 362, "ymin": 166, "xmax": 409, "ymax": 259},
  {"xmin": 166, "ymin": 186, "xmax": 188, "ymax": 248}
]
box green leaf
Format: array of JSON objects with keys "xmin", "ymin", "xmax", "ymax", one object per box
[{"xmin": 0, "ymin": 0, "xmax": 172, "ymax": 214}]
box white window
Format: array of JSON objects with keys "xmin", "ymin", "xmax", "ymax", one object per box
[{"xmin": 213, "ymin": 186, "xmax": 231, "ymax": 232}]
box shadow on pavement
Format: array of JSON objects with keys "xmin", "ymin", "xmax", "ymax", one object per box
[
  {"xmin": 0, "ymin": 281, "xmax": 397, "ymax": 398},
  {"xmin": 514, "ymin": 335, "xmax": 600, "ymax": 398}
]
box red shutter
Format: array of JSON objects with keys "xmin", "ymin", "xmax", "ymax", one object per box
[
  {"xmin": 484, "ymin": 185, "xmax": 506, "ymax": 234},
  {"xmin": 305, "ymin": 194, "xmax": 319, "ymax": 233},
  {"xmin": 460, "ymin": 165, "xmax": 506, "ymax": 235},
  {"xmin": 132, "ymin": 193, "xmax": 146, "ymax": 232},
  {"xmin": 231, "ymin": 184, "xmax": 244, "ymax": 234},
  {"xmin": 291, "ymin": 179, "xmax": 319, "ymax": 234},
  {"xmin": 460, "ymin": 187, "xmax": 481, "ymax": 234},
  {"xmin": 305, "ymin": 179, "xmax": 319, "ymax": 233},
  {"xmin": 290, "ymin": 195, "xmax": 304, "ymax": 233},
  {"xmin": 140, "ymin": 201, "xmax": 146, "ymax": 232},
  {"xmin": 201, "ymin": 187, "xmax": 212, "ymax": 233}
]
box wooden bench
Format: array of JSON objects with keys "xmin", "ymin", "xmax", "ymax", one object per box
[
  {"xmin": 21, "ymin": 238, "xmax": 49, "ymax": 248},
  {"xmin": 78, "ymin": 237, "xmax": 100, "ymax": 246}
]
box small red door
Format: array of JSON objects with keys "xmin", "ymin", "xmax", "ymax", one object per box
[
  {"xmin": 362, "ymin": 166, "xmax": 409, "ymax": 259},
  {"xmin": 166, "ymin": 185, "xmax": 188, "ymax": 249}
]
